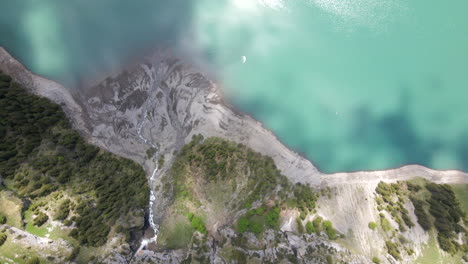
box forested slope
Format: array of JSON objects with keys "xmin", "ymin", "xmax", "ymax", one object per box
[{"xmin": 0, "ymin": 71, "xmax": 149, "ymax": 263}]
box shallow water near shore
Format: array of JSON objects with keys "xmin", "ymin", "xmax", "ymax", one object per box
[{"xmin": 1, "ymin": 0, "xmax": 467, "ymax": 173}]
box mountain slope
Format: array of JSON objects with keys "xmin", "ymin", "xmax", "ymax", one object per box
[
  {"xmin": 0, "ymin": 71, "xmax": 148, "ymax": 263},
  {"xmin": 0, "ymin": 47, "xmax": 467, "ymax": 263}
]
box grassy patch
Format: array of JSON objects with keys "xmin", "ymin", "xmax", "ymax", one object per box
[
  {"xmin": 450, "ymin": 184, "xmax": 468, "ymax": 213},
  {"xmin": 219, "ymin": 246, "xmax": 248, "ymax": 263},
  {"xmin": 415, "ymin": 232, "xmax": 462, "ymax": 264},
  {"xmin": 0, "ymin": 190, "xmax": 23, "ymax": 228},
  {"xmin": 0, "ymin": 236, "xmax": 44, "ymax": 264},
  {"xmin": 158, "ymin": 213, "xmax": 194, "ymax": 249},
  {"xmin": 24, "ymin": 210, "xmax": 48, "ymax": 237}
]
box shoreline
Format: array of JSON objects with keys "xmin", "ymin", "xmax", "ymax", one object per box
[{"xmin": 1, "ymin": 45, "xmax": 467, "ymax": 187}]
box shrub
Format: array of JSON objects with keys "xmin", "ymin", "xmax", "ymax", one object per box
[
  {"xmin": 0, "ymin": 214, "xmax": 6, "ymax": 225},
  {"xmin": 158, "ymin": 155, "xmax": 165, "ymax": 168},
  {"xmin": 305, "ymin": 221, "xmax": 315, "ymax": 234},
  {"xmin": 296, "ymin": 217, "xmax": 304, "ymax": 233},
  {"xmin": 146, "ymin": 147, "xmax": 157, "ymax": 158},
  {"xmin": 313, "ymin": 216, "xmax": 323, "ymax": 233},
  {"xmin": 255, "ymin": 206, "xmax": 264, "ymax": 215},
  {"xmin": 189, "ymin": 214, "xmax": 207, "ymax": 234},
  {"xmin": 372, "ymin": 256, "xmax": 381, "ymax": 264},
  {"xmin": 25, "ymin": 257, "xmax": 40, "ymax": 264},
  {"xmin": 323, "ymin": 220, "xmax": 337, "ymax": 239},
  {"xmin": 368, "ymin": 222, "xmax": 377, "ymax": 230},
  {"xmin": 300, "ymin": 211, "xmax": 307, "ymax": 220},
  {"xmin": 385, "ymin": 241, "xmax": 401, "ymax": 260},
  {"xmin": 0, "ymin": 232, "xmax": 7, "ymax": 246},
  {"xmin": 66, "ymin": 247, "xmax": 80, "ymax": 261},
  {"xmin": 54, "ymin": 199, "xmax": 71, "ymax": 220},
  {"xmin": 33, "ymin": 212, "xmax": 48, "ymax": 227},
  {"xmin": 410, "ymin": 196, "xmax": 431, "ymax": 230},
  {"xmin": 237, "ymin": 217, "xmax": 249, "ymax": 233},
  {"xmin": 249, "ymin": 220, "xmax": 264, "ymax": 235},
  {"xmin": 380, "ymin": 216, "xmax": 391, "ymax": 232},
  {"xmin": 401, "ymin": 211, "xmax": 414, "ymax": 228},
  {"xmin": 293, "ymin": 183, "xmax": 317, "ymax": 212},
  {"xmin": 265, "ymin": 207, "xmax": 280, "ymax": 229}
]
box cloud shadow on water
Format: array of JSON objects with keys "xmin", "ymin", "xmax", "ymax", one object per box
[
  {"xmin": 234, "ymin": 83, "xmax": 468, "ymax": 173},
  {"xmin": 0, "ymin": 0, "xmax": 195, "ymax": 87}
]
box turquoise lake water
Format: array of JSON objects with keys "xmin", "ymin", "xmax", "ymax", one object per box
[{"xmin": 1, "ymin": 0, "xmax": 467, "ymax": 173}]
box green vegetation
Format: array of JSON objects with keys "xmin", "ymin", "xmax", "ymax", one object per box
[
  {"xmin": 368, "ymin": 222, "xmax": 377, "ymax": 230},
  {"xmin": 409, "ymin": 197, "xmax": 431, "ymax": 230},
  {"xmin": 0, "ymin": 191, "xmax": 23, "ymax": 228},
  {"xmin": 385, "ymin": 240, "xmax": 401, "ymax": 260},
  {"xmin": 375, "ymin": 181, "xmax": 413, "ymax": 232},
  {"xmin": 237, "ymin": 217, "xmax": 249, "ymax": 233},
  {"xmin": 305, "ymin": 221, "xmax": 315, "ymax": 234},
  {"xmin": 163, "ymin": 135, "xmax": 317, "ymax": 238},
  {"xmin": 296, "ymin": 217, "xmax": 304, "ymax": 233},
  {"xmin": 376, "ymin": 179, "xmax": 466, "ymax": 256},
  {"xmin": 407, "ymin": 180, "xmax": 466, "ymax": 255},
  {"xmin": 450, "ymin": 184, "xmax": 468, "ymax": 213},
  {"xmin": 188, "ymin": 213, "xmax": 207, "ymax": 234},
  {"xmin": 158, "ymin": 154, "xmax": 165, "ymax": 168},
  {"xmin": 313, "ymin": 216, "xmax": 323, "ymax": 234},
  {"xmin": 25, "ymin": 257, "xmax": 40, "ymax": 264},
  {"xmin": 265, "ymin": 207, "xmax": 280, "ymax": 229},
  {"xmin": 170, "ymin": 135, "xmax": 284, "ymax": 209},
  {"xmin": 236, "ymin": 206, "xmax": 276, "ymax": 235},
  {"xmin": 0, "ymin": 232, "xmax": 7, "ymax": 246},
  {"xmin": 292, "ymin": 183, "xmax": 318, "ymax": 216},
  {"xmin": 323, "ymin": 220, "xmax": 337, "ymax": 239},
  {"xmin": 67, "ymin": 246, "xmax": 80, "ymax": 261},
  {"xmin": 54, "ymin": 199, "xmax": 71, "ymax": 220},
  {"xmin": 371, "ymin": 256, "xmax": 381, "ymax": 264},
  {"xmin": 0, "ymin": 72, "xmax": 148, "ymax": 247},
  {"xmin": 426, "ymin": 183, "xmax": 465, "ymax": 254},
  {"xmin": 157, "ymin": 214, "xmax": 194, "ymax": 249},
  {"xmin": 32, "ymin": 212, "xmax": 48, "ymax": 227},
  {"xmin": 146, "ymin": 147, "xmax": 157, "ymax": 158},
  {"xmin": 0, "ymin": 214, "xmax": 6, "ymax": 224},
  {"xmin": 415, "ymin": 233, "xmax": 464, "ymax": 264}
]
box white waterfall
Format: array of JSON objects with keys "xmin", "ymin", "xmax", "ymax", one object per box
[{"xmin": 136, "ymin": 112, "xmax": 159, "ymax": 252}]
